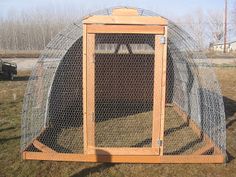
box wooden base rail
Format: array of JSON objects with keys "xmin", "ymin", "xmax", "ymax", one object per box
[
  {"xmin": 173, "ymin": 103, "xmax": 223, "ymax": 155},
  {"xmin": 22, "ymin": 151, "xmax": 225, "ymax": 163},
  {"xmin": 87, "ymin": 147, "xmax": 159, "ymax": 155}
]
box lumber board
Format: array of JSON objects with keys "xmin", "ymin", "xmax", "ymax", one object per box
[
  {"xmin": 83, "ymin": 15, "xmax": 168, "ymax": 25},
  {"xmin": 152, "ymin": 35, "xmax": 164, "ymax": 154},
  {"xmin": 173, "ymin": 103, "xmax": 223, "ymax": 155},
  {"xmin": 82, "ymin": 24, "xmax": 88, "ymax": 154},
  {"xmin": 192, "ymin": 143, "xmax": 214, "ymax": 155},
  {"xmin": 32, "ymin": 140, "xmax": 56, "ymax": 153},
  {"xmin": 87, "ymin": 147, "xmax": 159, "ymax": 155},
  {"xmin": 86, "ymin": 24, "xmax": 165, "ymax": 34},
  {"xmin": 159, "ymin": 26, "xmax": 168, "ymax": 155},
  {"xmin": 112, "ymin": 8, "xmax": 139, "ymax": 16},
  {"xmin": 23, "ymin": 151, "xmax": 225, "ymax": 163},
  {"xmin": 86, "ymin": 33, "xmax": 96, "ymax": 148}
]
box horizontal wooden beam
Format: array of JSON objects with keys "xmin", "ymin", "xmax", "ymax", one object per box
[
  {"xmin": 32, "ymin": 140, "xmax": 56, "ymax": 153},
  {"xmin": 87, "ymin": 147, "xmax": 159, "ymax": 155},
  {"xmin": 86, "ymin": 24, "xmax": 165, "ymax": 34},
  {"xmin": 22, "ymin": 151, "xmax": 225, "ymax": 163},
  {"xmin": 83, "ymin": 15, "xmax": 168, "ymax": 25}
]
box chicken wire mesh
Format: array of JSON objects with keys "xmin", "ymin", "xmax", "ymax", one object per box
[
  {"xmin": 95, "ymin": 34, "xmax": 154, "ymax": 147},
  {"xmin": 21, "ymin": 7, "xmax": 226, "ymax": 157}
]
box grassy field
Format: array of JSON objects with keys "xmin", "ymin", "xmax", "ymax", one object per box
[{"xmin": 0, "ymin": 68, "xmax": 236, "ymax": 177}]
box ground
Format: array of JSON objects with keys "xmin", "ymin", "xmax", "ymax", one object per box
[{"xmin": 0, "ymin": 67, "xmax": 236, "ymax": 177}]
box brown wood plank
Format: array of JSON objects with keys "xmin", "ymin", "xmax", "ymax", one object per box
[
  {"xmin": 192, "ymin": 143, "xmax": 214, "ymax": 155},
  {"xmin": 83, "ymin": 16, "xmax": 168, "ymax": 25},
  {"xmin": 86, "ymin": 25, "xmax": 165, "ymax": 34},
  {"xmin": 173, "ymin": 103, "xmax": 202, "ymax": 137},
  {"xmin": 83, "ymin": 24, "xmax": 88, "ymax": 154},
  {"xmin": 173, "ymin": 103, "xmax": 223, "ymax": 155},
  {"xmin": 86, "ymin": 33, "xmax": 96, "ymax": 148},
  {"xmin": 87, "ymin": 147, "xmax": 159, "ymax": 155},
  {"xmin": 152, "ymin": 35, "xmax": 164, "ymax": 154},
  {"xmin": 32, "ymin": 140, "xmax": 56, "ymax": 153},
  {"xmin": 23, "ymin": 152, "xmax": 225, "ymax": 163},
  {"xmin": 112, "ymin": 8, "xmax": 139, "ymax": 16},
  {"xmin": 159, "ymin": 27, "xmax": 168, "ymax": 155}
]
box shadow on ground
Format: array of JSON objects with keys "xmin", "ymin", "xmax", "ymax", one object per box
[
  {"xmin": 13, "ymin": 75, "xmax": 30, "ymax": 81},
  {"xmin": 70, "ymin": 163, "xmax": 115, "ymax": 177},
  {"xmin": 0, "ymin": 75, "xmax": 29, "ymax": 81}
]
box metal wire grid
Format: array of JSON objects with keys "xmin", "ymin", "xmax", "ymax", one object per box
[
  {"xmin": 21, "ymin": 7, "xmax": 226, "ymax": 156},
  {"xmin": 95, "ymin": 34, "xmax": 154, "ymax": 147}
]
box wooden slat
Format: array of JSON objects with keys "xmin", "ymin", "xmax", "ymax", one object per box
[
  {"xmin": 87, "ymin": 25, "xmax": 165, "ymax": 34},
  {"xmin": 86, "ymin": 33, "xmax": 96, "ymax": 148},
  {"xmin": 173, "ymin": 103, "xmax": 223, "ymax": 155},
  {"xmin": 32, "ymin": 140, "xmax": 56, "ymax": 153},
  {"xmin": 82, "ymin": 24, "xmax": 88, "ymax": 154},
  {"xmin": 159, "ymin": 26, "xmax": 168, "ymax": 155},
  {"xmin": 152, "ymin": 35, "xmax": 164, "ymax": 154},
  {"xmin": 112, "ymin": 8, "xmax": 139, "ymax": 16},
  {"xmin": 23, "ymin": 152, "xmax": 225, "ymax": 163},
  {"xmin": 192, "ymin": 143, "xmax": 214, "ymax": 155},
  {"xmin": 87, "ymin": 147, "xmax": 159, "ymax": 155},
  {"xmin": 173, "ymin": 103, "xmax": 202, "ymax": 137},
  {"xmin": 83, "ymin": 16, "xmax": 168, "ymax": 25}
]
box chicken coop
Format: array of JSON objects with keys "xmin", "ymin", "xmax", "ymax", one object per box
[{"xmin": 21, "ymin": 7, "xmax": 226, "ymax": 163}]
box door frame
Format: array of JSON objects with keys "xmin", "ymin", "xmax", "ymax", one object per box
[{"xmin": 83, "ymin": 22, "xmax": 167, "ymax": 156}]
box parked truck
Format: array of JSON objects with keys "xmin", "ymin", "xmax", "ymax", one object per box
[{"xmin": 0, "ymin": 59, "xmax": 17, "ymax": 80}]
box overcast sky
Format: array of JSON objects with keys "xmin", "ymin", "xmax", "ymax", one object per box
[{"xmin": 0, "ymin": 0, "xmax": 233, "ymax": 19}]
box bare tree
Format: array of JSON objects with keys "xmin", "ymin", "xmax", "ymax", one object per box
[
  {"xmin": 207, "ymin": 10, "xmax": 224, "ymax": 44},
  {"xmin": 178, "ymin": 9, "xmax": 207, "ymax": 49}
]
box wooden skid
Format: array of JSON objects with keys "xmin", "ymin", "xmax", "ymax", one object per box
[{"xmin": 22, "ymin": 151, "xmax": 225, "ymax": 163}]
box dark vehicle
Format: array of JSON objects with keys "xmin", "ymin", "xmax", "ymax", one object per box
[{"xmin": 0, "ymin": 59, "xmax": 17, "ymax": 80}]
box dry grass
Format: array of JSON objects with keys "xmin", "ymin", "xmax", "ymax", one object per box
[
  {"xmin": 0, "ymin": 67, "xmax": 236, "ymax": 177},
  {"xmin": 0, "ymin": 50, "xmax": 41, "ymax": 58},
  {"xmin": 206, "ymin": 51, "xmax": 236, "ymax": 59}
]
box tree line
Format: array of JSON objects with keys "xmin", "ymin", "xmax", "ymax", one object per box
[{"xmin": 0, "ymin": 6, "xmax": 235, "ymax": 51}]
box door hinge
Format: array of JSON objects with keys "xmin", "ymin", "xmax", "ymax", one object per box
[
  {"xmin": 160, "ymin": 36, "xmax": 166, "ymax": 44},
  {"xmin": 157, "ymin": 139, "xmax": 163, "ymax": 146}
]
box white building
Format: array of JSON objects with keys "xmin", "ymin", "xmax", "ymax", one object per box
[{"xmin": 211, "ymin": 40, "xmax": 236, "ymax": 52}]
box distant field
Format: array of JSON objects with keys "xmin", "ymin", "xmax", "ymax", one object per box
[
  {"xmin": 0, "ymin": 50, "xmax": 236, "ymax": 59},
  {"xmin": 206, "ymin": 51, "xmax": 236, "ymax": 59},
  {"xmin": 0, "ymin": 50, "xmax": 41, "ymax": 58},
  {"xmin": 0, "ymin": 67, "xmax": 236, "ymax": 177}
]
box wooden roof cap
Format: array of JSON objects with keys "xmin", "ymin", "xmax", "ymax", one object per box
[
  {"xmin": 112, "ymin": 7, "xmax": 139, "ymax": 16},
  {"xmin": 83, "ymin": 8, "xmax": 168, "ymax": 26}
]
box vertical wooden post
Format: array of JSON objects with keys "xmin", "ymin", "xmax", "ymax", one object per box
[
  {"xmin": 83, "ymin": 24, "xmax": 88, "ymax": 154},
  {"xmin": 152, "ymin": 35, "xmax": 164, "ymax": 155},
  {"xmin": 86, "ymin": 33, "xmax": 96, "ymax": 149},
  {"xmin": 159, "ymin": 27, "xmax": 168, "ymax": 155}
]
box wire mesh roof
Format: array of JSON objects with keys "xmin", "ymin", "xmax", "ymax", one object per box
[{"xmin": 21, "ymin": 7, "xmax": 226, "ymax": 157}]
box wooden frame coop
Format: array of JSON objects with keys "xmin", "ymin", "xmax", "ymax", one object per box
[{"xmin": 21, "ymin": 8, "xmax": 226, "ymax": 163}]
